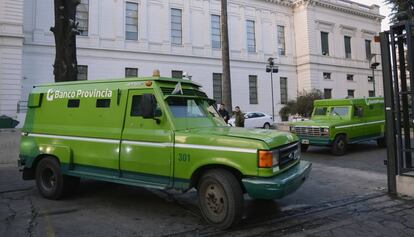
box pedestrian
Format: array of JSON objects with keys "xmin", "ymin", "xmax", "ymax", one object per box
[
  {"xmin": 218, "ymin": 104, "xmax": 230, "ymax": 123},
  {"xmin": 234, "ymin": 106, "xmax": 245, "ymax": 127}
]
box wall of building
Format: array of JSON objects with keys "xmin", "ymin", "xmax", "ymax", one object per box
[
  {"xmin": 13, "ymin": 0, "xmax": 384, "ymax": 122},
  {"xmin": 0, "ymin": 0, "xmax": 24, "ymax": 117}
]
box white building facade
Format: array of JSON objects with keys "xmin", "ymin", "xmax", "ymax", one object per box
[{"xmin": 0, "ymin": 0, "xmax": 383, "ymax": 121}]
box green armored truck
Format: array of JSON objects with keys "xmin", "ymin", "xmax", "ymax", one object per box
[
  {"xmin": 19, "ymin": 75, "xmax": 311, "ymax": 229},
  {"xmin": 290, "ymin": 97, "xmax": 385, "ymax": 156}
]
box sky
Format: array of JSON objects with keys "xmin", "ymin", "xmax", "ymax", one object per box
[{"xmin": 356, "ymin": 0, "xmax": 392, "ymax": 30}]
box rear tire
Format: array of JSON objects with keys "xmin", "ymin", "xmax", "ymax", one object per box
[
  {"xmin": 377, "ymin": 137, "xmax": 386, "ymax": 148},
  {"xmin": 35, "ymin": 157, "xmax": 79, "ymax": 200},
  {"xmin": 263, "ymin": 123, "xmax": 271, "ymax": 129},
  {"xmin": 301, "ymin": 144, "xmax": 309, "ymax": 152},
  {"xmin": 198, "ymin": 169, "xmax": 244, "ymax": 229},
  {"xmin": 331, "ymin": 135, "xmax": 347, "ymax": 156}
]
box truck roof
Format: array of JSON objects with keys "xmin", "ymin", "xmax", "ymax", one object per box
[
  {"xmin": 314, "ymin": 97, "xmax": 384, "ymax": 106},
  {"xmin": 34, "ymin": 77, "xmax": 201, "ymax": 88}
]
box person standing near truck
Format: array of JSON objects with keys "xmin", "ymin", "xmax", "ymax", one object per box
[
  {"xmin": 234, "ymin": 106, "xmax": 245, "ymax": 127},
  {"xmin": 218, "ymin": 104, "xmax": 230, "ymax": 123}
]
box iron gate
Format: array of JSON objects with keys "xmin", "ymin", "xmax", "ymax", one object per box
[{"xmin": 380, "ymin": 20, "xmax": 414, "ymax": 194}]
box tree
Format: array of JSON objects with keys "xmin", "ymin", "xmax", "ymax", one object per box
[
  {"xmin": 221, "ymin": 0, "xmax": 232, "ymax": 112},
  {"xmin": 385, "ymin": 0, "xmax": 414, "ymax": 23},
  {"xmin": 51, "ymin": 0, "xmax": 80, "ymax": 82},
  {"xmin": 279, "ymin": 89, "xmax": 323, "ymax": 120}
]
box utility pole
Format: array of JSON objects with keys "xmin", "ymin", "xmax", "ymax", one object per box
[
  {"xmin": 51, "ymin": 0, "xmax": 80, "ymax": 82},
  {"xmin": 266, "ymin": 58, "xmax": 279, "ymax": 122},
  {"xmin": 221, "ymin": 0, "xmax": 232, "ymax": 112}
]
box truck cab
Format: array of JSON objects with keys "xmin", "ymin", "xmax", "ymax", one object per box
[
  {"xmin": 19, "ymin": 75, "xmax": 311, "ymax": 229},
  {"xmin": 290, "ymin": 97, "xmax": 385, "ymax": 155}
]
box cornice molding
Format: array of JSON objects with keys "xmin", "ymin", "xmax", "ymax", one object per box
[
  {"xmin": 263, "ymin": 0, "xmax": 294, "ymax": 8},
  {"xmin": 291, "ymin": 0, "xmax": 385, "ymax": 21}
]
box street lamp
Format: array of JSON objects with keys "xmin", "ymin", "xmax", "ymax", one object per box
[
  {"xmin": 368, "ymin": 54, "xmax": 380, "ymax": 97},
  {"xmin": 266, "ymin": 57, "xmax": 279, "ymax": 122}
]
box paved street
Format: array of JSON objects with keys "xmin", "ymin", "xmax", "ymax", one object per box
[{"xmin": 1, "ymin": 131, "xmax": 414, "ymax": 236}]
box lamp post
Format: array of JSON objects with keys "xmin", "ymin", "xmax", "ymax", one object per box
[
  {"xmin": 266, "ymin": 57, "xmax": 279, "ymax": 122},
  {"xmin": 368, "ymin": 54, "xmax": 380, "ymax": 97}
]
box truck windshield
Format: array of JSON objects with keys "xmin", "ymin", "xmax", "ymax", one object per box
[
  {"xmin": 166, "ymin": 97, "xmax": 222, "ymax": 119},
  {"xmin": 330, "ymin": 107, "xmax": 349, "ymax": 117},
  {"xmin": 314, "ymin": 107, "xmax": 327, "ymax": 115}
]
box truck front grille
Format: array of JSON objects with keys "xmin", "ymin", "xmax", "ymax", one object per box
[
  {"xmin": 278, "ymin": 142, "xmax": 300, "ymax": 169},
  {"xmin": 294, "ymin": 127, "xmax": 321, "ymax": 137}
]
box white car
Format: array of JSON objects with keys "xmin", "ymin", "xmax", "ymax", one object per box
[{"xmin": 228, "ymin": 112, "xmax": 273, "ymax": 129}]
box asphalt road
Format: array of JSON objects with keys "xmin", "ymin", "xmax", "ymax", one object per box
[{"xmin": 0, "ymin": 142, "xmax": 389, "ymax": 237}]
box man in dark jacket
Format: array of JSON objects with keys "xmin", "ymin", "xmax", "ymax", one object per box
[
  {"xmin": 218, "ymin": 104, "xmax": 230, "ymax": 123},
  {"xmin": 234, "ymin": 106, "xmax": 245, "ymax": 127}
]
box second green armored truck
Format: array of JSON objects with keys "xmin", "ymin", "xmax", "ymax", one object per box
[{"xmin": 290, "ymin": 97, "xmax": 385, "ymax": 156}]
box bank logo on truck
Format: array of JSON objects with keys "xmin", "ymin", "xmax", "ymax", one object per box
[{"xmin": 46, "ymin": 89, "xmax": 113, "ymax": 101}]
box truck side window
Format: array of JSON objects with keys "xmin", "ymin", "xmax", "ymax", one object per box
[
  {"xmin": 67, "ymin": 99, "xmax": 80, "ymax": 108},
  {"xmin": 96, "ymin": 99, "xmax": 111, "ymax": 108},
  {"xmin": 131, "ymin": 95, "xmax": 162, "ymax": 117},
  {"xmin": 131, "ymin": 95, "xmax": 143, "ymax": 116},
  {"xmin": 354, "ymin": 106, "xmax": 363, "ymax": 117}
]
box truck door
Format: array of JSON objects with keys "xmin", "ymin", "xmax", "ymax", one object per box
[
  {"xmin": 352, "ymin": 105, "xmax": 366, "ymax": 141},
  {"xmin": 120, "ymin": 89, "xmax": 173, "ymax": 187}
]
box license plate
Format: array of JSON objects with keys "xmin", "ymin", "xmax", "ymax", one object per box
[{"xmin": 301, "ymin": 139, "xmax": 309, "ymax": 144}]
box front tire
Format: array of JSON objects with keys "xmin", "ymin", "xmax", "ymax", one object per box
[
  {"xmin": 198, "ymin": 169, "xmax": 244, "ymax": 229},
  {"xmin": 301, "ymin": 144, "xmax": 309, "ymax": 152},
  {"xmin": 35, "ymin": 157, "xmax": 79, "ymax": 200},
  {"xmin": 331, "ymin": 135, "xmax": 347, "ymax": 156}
]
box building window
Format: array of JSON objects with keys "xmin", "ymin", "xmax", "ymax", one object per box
[
  {"xmin": 321, "ymin": 32, "xmax": 329, "ymax": 55},
  {"xmin": 77, "ymin": 65, "xmax": 88, "ymax": 80},
  {"xmin": 344, "ymin": 36, "xmax": 352, "ymax": 58},
  {"xmin": 76, "ymin": 0, "xmax": 89, "ymax": 36},
  {"xmin": 246, "ymin": 20, "xmax": 256, "ymax": 53},
  {"xmin": 323, "ymin": 72, "xmax": 331, "ymax": 80},
  {"xmin": 280, "ymin": 77, "xmax": 288, "ymax": 104},
  {"xmin": 347, "ymin": 74, "xmax": 354, "ymax": 81},
  {"xmin": 125, "ymin": 68, "xmax": 138, "ymax": 78},
  {"xmin": 172, "ymin": 70, "xmax": 183, "ymax": 79},
  {"xmin": 171, "ymin": 8, "xmax": 182, "ymax": 45},
  {"xmin": 365, "ymin": 39, "xmax": 372, "ymax": 60},
  {"xmin": 368, "ymin": 76, "xmax": 374, "ymax": 82},
  {"xmin": 211, "ymin": 15, "xmax": 221, "ymax": 49},
  {"xmin": 347, "ymin": 89, "xmax": 355, "ymax": 98},
  {"xmin": 277, "ymin": 25, "xmax": 286, "ymax": 56},
  {"xmin": 249, "ymin": 75, "xmax": 258, "ymax": 104},
  {"xmin": 213, "ymin": 73, "xmax": 222, "ymax": 104},
  {"xmin": 324, "ymin": 89, "xmax": 332, "ymax": 99},
  {"xmin": 369, "ymin": 90, "xmax": 375, "ymax": 97},
  {"xmin": 125, "ymin": 2, "xmax": 138, "ymax": 40}
]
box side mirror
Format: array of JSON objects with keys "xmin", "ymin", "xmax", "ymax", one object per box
[{"xmin": 141, "ymin": 94, "xmax": 156, "ymax": 119}]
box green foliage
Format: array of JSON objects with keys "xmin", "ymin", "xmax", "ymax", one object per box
[
  {"xmin": 279, "ymin": 89, "xmax": 323, "ymax": 120},
  {"xmin": 385, "ymin": 0, "xmax": 414, "ymax": 23}
]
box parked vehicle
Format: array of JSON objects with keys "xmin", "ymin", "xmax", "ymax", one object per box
[
  {"xmin": 290, "ymin": 97, "xmax": 385, "ymax": 156},
  {"xmin": 19, "ymin": 75, "xmax": 311, "ymax": 229},
  {"xmin": 228, "ymin": 112, "xmax": 273, "ymax": 129}
]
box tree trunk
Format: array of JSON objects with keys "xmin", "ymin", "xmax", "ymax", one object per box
[
  {"xmin": 221, "ymin": 0, "xmax": 232, "ymax": 112},
  {"xmin": 51, "ymin": 0, "xmax": 80, "ymax": 82}
]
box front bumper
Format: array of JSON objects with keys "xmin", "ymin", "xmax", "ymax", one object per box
[
  {"xmin": 299, "ymin": 136, "xmax": 331, "ymax": 146},
  {"xmin": 242, "ymin": 161, "xmax": 312, "ymax": 199}
]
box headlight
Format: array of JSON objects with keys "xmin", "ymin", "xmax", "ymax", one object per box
[
  {"xmin": 258, "ymin": 150, "xmax": 279, "ymax": 168},
  {"xmin": 290, "ymin": 126, "xmax": 295, "ymax": 132},
  {"xmin": 321, "ymin": 127, "xmax": 329, "ymax": 136}
]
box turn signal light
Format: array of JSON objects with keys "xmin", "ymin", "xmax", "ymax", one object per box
[{"xmin": 258, "ymin": 150, "xmax": 273, "ymax": 168}]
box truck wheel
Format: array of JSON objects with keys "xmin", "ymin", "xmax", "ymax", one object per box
[
  {"xmin": 377, "ymin": 137, "xmax": 386, "ymax": 148},
  {"xmin": 301, "ymin": 144, "xmax": 309, "ymax": 152},
  {"xmin": 331, "ymin": 135, "xmax": 347, "ymax": 156},
  {"xmin": 263, "ymin": 123, "xmax": 271, "ymax": 129},
  {"xmin": 35, "ymin": 157, "xmax": 79, "ymax": 200},
  {"xmin": 198, "ymin": 169, "xmax": 244, "ymax": 229}
]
